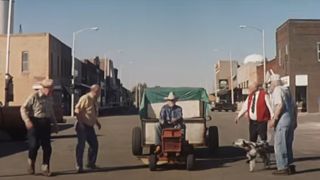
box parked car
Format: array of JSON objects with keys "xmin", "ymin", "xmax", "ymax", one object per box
[{"xmin": 211, "ymin": 100, "xmax": 236, "ymax": 112}]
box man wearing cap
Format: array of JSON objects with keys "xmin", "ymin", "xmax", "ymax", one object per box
[
  {"xmin": 235, "ymin": 81, "xmax": 274, "ymax": 143},
  {"xmin": 154, "ymin": 92, "xmax": 184, "ymax": 153},
  {"xmin": 74, "ymin": 84, "xmax": 102, "ymax": 173},
  {"xmin": 20, "ymin": 78, "xmax": 59, "ymax": 176},
  {"xmin": 268, "ymin": 74, "xmax": 297, "ymax": 175}
]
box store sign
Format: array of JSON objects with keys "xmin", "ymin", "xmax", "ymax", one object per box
[{"xmin": 295, "ymin": 75, "xmax": 308, "ymax": 86}]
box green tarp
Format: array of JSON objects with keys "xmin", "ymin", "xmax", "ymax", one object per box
[{"xmin": 139, "ymin": 87, "xmax": 211, "ymax": 119}]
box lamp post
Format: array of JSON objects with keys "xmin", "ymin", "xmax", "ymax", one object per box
[
  {"xmin": 4, "ymin": 0, "xmax": 13, "ymax": 106},
  {"xmin": 240, "ymin": 25, "xmax": 266, "ymax": 86},
  {"xmin": 229, "ymin": 51, "xmax": 234, "ymax": 105},
  {"xmin": 71, "ymin": 27, "xmax": 99, "ymax": 117}
]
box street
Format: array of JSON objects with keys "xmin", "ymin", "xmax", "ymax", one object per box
[{"xmin": 0, "ymin": 112, "xmax": 320, "ymax": 180}]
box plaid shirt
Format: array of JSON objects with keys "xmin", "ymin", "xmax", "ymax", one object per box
[{"xmin": 159, "ymin": 104, "xmax": 183, "ymax": 125}]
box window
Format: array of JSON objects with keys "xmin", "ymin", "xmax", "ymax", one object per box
[
  {"xmin": 285, "ymin": 44, "xmax": 288, "ymax": 55},
  {"xmin": 21, "ymin": 51, "xmax": 29, "ymax": 72},
  {"xmin": 317, "ymin": 42, "xmax": 320, "ymax": 62}
]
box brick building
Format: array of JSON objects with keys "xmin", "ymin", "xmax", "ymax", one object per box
[
  {"xmin": 0, "ymin": 33, "xmax": 132, "ymax": 117},
  {"xmin": 214, "ymin": 60, "xmax": 238, "ymax": 97},
  {"xmin": 268, "ymin": 19, "xmax": 320, "ymax": 112},
  {"xmin": 0, "ymin": 33, "xmax": 72, "ymax": 121}
]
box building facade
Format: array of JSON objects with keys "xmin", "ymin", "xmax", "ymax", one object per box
[
  {"xmin": 214, "ymin": 60, "xmax": 238, "ymax": 102},
  {"xmin": 0, "ymin": 33, "xmax": 71, "ymax": 121},
  {"xmin": 274, "ymin": 19, "xmax": 320, "ymax": 112}
]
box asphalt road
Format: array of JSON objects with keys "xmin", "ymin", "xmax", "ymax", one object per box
[{"xmin": 0, "ymin": 112, "xmax": 319, "ymax": 180}]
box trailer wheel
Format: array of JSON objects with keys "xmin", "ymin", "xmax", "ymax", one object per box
[
  {"xmin": 149, "ymin": 154, "xmax": 157, "ymax": 171},
  {"xmin": 208, "ymin": 126, "xmax": 219, "ymax": 153},
  {"xmin": 132, "ymin": 126, "xmax": 143, "ymax": 156},
  {"xmin": 186, "ymin": 154, "xmax": 195, "ymax": 170}
]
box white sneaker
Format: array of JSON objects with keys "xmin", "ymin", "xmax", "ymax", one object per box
[{"xmin": 41, "ymin": 164, "xmax": 52, "ymax": 176}]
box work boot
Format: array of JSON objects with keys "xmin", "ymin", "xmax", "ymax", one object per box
[
  {"xmin": 272, "ymin": 168, "xmax": 289, "ymax": 176},
  {"xmin": 76, "ymin": 166, "xmax": 84, "ymax": 173},
  {"xmin": 86, "ymin": 164, "xmax": 99, "ymax": 170},
  {"xmin": 288, "ymin": 165, "xmax": 296, "ymax": 174},
  {"xmin": 27, "ymin": 159, "xmax": 35, "ymax": 175},
  {"xmin": 41, "ymin": 164, "xmax": 52, "ymax": 177}
]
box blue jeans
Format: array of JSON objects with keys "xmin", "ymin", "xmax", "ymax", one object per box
[
  {"xmin": 75, "ymin": 121, "xmax": 98, "ymax": 168},
  {"xmin": 274, "ymin": 113, "xmax": 295, "ymax": 170}
]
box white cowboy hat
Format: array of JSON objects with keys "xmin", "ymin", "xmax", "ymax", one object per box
[{"xmin": 164, "ymin": 92, "xmax": 177, "ymax": 101}]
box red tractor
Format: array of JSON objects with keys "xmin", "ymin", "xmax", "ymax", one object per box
[{"xmin": 148, "ymin": 128, "xmax": 195, "ymax": 171}]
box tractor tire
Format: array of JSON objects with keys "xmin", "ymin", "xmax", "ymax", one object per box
[
  {"xmin": 186, "ymin": 154, "xmax": 195, "ymax": 170},
  {"xmin": 149, "ymin": 154, "xmax": 157, "ymax": 171},
  {"xmin": 208, "ymin": 126, "xmax": 219, "ymax": 153},
  {"xmin": 132, "ymin": 126, "xmax": 143, "ymax": 156}
]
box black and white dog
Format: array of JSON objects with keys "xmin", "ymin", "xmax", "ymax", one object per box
[{"xmin": 233, "ymin": 139, "xmax": 271, "ymax": 172}]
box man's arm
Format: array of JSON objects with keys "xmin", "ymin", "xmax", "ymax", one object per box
[
  {"xmin": 265, "ymin": 94, "xmax": 274, "ymax": 118},
  {"xmin": 159, "ymin": 106, "xmax": 167, "ymax": 125},
  {"xmin": 269, "ymin": 87, "xmax": 283, "ymax": 128},
  {"xmin": 48, "ymin": 97, "xmax": 58, "ymax": 133},
  {"xmin": 235, "ymin": 97, "xmax": 248, "ymax": 123},
  {"xmin": 74, "ymin": 96, "xmax": 87, "ymax": 120},
  {"xmin": 20, "ymin": 94, "xmax": 34, "ymax": 129}
]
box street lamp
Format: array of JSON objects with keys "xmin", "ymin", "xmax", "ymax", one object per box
[
  {"xmin": 4, "ymin": 0, "xmax": 13, "ymax": 106},
  {"xmin": 239, "ymin": 25, "xmax": 266, "ymax": 86},
  {"xmin": 71, "ymin": 27, "xmax": 99, "ymax": 116}
]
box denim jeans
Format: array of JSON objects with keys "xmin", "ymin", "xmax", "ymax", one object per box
[
  {"xmin": 75, "ymin": 121, "xmax": 98, "ymax": 168},
  {"xmin": 274, "ymin": 113, "xmax": 295, "ymax": 170},
  {"xmin": 28, "ymin": 117, "xmax": 52, "ymax": 165}
]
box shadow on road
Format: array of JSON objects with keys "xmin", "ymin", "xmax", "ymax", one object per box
[
  {"xmin": 193, "ymin": 146, "xmax": 247, "ymax": 171},
  {"xmin": 51, "ymin": 134, "xmax": 102, "ymax": 140},
  {"xmin": 52, "ymin": 164, "xmax": 148, "ymax": 176},
  {"xmin": 0, "ymin": 164, "xmax": 148, "ymax": 178},
  {"xmin": 0, "ymin": 141, "xmax": 28, "ymax": 159},
  {"xmin": 294, "ymin": 156, "xmax": 320, "ymax": 162},
  {"xmin": 295, "ymin": 168, "xmax": 320, "ymax": 174},
  {"xmin": 58, "ymin": 124, "xmax": 74, "ymax": 131}
]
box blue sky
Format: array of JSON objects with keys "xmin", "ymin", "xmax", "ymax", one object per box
[{"xmin": 13, "ymin": 0, "xmax": 320, "ymax": 91}]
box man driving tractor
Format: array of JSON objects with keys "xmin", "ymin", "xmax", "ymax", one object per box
[{"xmin": 154, "ymin": 92, "xmax": 185, "ymax": 153}]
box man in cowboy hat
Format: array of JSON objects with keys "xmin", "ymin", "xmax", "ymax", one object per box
[
  {"xmin": 268, "ymin": 74, "xmax": 297, "ymax": 175},
  {"xmin": 20, "ymin": 78, "xmax": 59, "ymax": 176},
  {"xmin": 154, "ymin": 92, "xmax": 184, "ymax": 153}
]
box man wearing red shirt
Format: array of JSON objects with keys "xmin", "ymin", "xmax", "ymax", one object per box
[{"xmin": 235, "ymin": 81, "xmax": 274, "ymax": 142}]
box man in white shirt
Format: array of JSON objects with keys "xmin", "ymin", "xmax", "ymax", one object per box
[{"xmin": 235, "ymin": 81, "xmax": 274, "ymax": 142}]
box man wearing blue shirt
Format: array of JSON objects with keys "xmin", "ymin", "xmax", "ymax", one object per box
[{"xmin": 154, "ymin": 92, "xmax": 184, "ymax": 153}]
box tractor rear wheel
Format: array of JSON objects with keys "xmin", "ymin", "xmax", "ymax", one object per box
[{"xmin": 132, "ymin": 127, "xmax": 143, "ymax": 156}]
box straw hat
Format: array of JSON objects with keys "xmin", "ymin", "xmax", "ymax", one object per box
[
  {"xmin": 164, "ymin": 92, "xmax": 178, "ymax": 101},
  {"xmin": 40, "ymin": 79, "xmax": 54, "ymax": 88}
]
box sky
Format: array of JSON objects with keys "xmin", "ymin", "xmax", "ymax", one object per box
[{"xmin": 13, "ymin": 0, "xmax": 320, "ymax": 92}]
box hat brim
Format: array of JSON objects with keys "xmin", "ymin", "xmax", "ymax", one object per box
[
  {"xmin": 40, "ymin": 84, "xmax": 53, "ymax": 88},
  {"xmin": 164, "ymin": 97, "xmax": 178, "ymax": 101}
]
